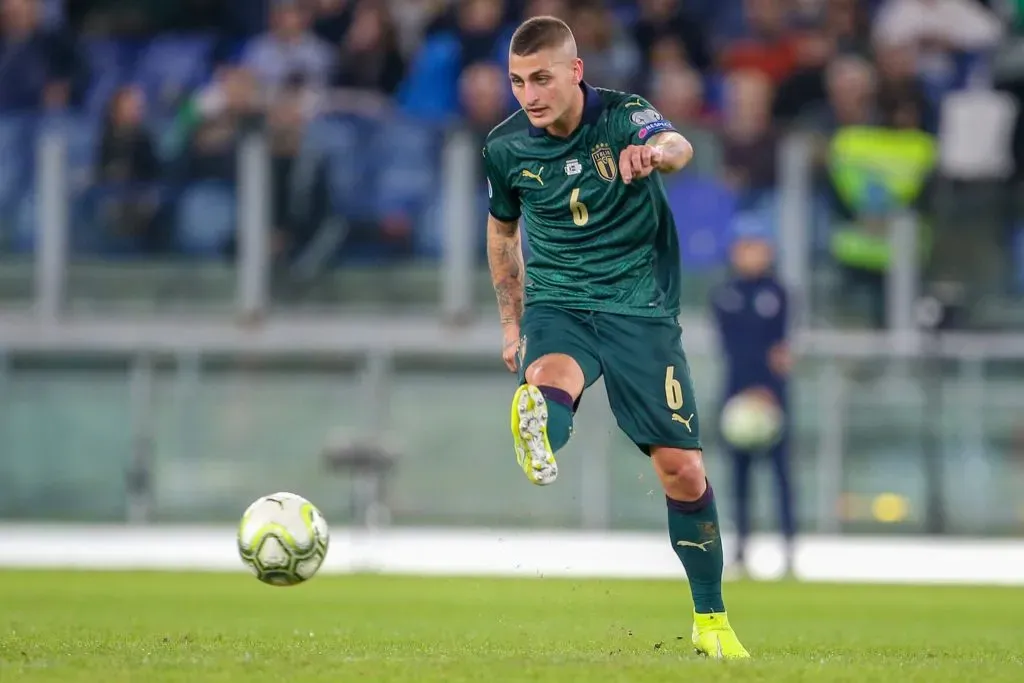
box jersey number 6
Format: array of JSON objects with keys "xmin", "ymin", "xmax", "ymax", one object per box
[
  {"xmin": 664, "ymin": 366, "xmax": 684, "ymax": 410},
  {"xmin": 569, "ymin": 188, "xmax": 589, "ymax": 226}
]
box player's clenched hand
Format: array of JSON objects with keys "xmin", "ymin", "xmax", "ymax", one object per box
[
  {"xmin": 501, "ymin": 324, "xmax": 522, "ymax": 373},
  {"xmin": 619, "ymin": 144, "xmax": 663, "ymax": 184}
]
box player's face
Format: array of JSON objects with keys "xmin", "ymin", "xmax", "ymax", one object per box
[{"xmin": 508, "ymin": 48, "xmax": 583, "ymax": 129}]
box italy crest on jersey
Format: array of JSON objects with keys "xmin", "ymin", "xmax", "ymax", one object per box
[{"xmin": 591, "ymin": 143, "xmax": 617, "ymax": 183}]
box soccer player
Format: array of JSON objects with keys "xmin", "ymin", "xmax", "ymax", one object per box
[
  {"xmin": 710, "ymin": 226, "xmax": 795, "ymax": 578},
  {"xmin": 483, "ymin": 16, "xmax": 749, "ymax": 659}
]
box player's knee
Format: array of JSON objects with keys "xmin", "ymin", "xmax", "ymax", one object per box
[
  {"xmin": 525, "ymin": 353, "xmax": 585, "ymax": 397},
  {"xmin": 651, "ymin": 447, "xmax": 706, "ymax": 499}
]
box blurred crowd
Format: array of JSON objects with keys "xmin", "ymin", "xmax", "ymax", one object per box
[{"xmin": 1, "ymin": 0, "xmax": 1024, "ymax": 324}]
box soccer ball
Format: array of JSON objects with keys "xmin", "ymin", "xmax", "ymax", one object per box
[
  {"xmin": 237, "ymin": 492, "xmax": 330, "ymax": 586},
  {"xmin": 720, "ymin": 390, "xmax": 783, "ymax": 451}
]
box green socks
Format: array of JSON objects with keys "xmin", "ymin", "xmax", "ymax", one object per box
[
  {"xmin": 667, "ymin": 479, "xmax": 726, "ymax": 613},
  {"xmin": 536, "ymin": 385, "xmax": 575, "ymax": 451}
]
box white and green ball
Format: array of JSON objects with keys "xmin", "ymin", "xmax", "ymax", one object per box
[
  {"xmin": 720, "ymin": 391, "xmax": 783, "ymax": 451},
  {"xmin": 237, "ymin": 492, "xmax": 329, "ymax": 586}
]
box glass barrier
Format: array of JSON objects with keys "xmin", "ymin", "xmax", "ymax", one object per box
[{"xmin": 2, "ymin": 351, "xmax": 1022, "ymax": 535}]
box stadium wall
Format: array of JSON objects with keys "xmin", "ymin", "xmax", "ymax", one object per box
[{"xmin": 1, "ymin": 526, "xmax": 1023, "ymax": 585}]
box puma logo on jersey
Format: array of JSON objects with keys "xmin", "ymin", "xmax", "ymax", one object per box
[
  {"xmin": 624, "ymin": 98, "xmax": 645, "ymax": 108},
  {"xmin": 672, "ymin": 413, "xmax": 694, "ymax": 432},
  {"xmin": 521, "ymin": 167, "xmax": 544, "ymax": 185}
]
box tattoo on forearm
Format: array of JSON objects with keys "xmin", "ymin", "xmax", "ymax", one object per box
[
  {"xmin": 487, "ymin": 222, "xmax": 524, "ymax": 325},
  {"xmin": 654, "ymin": 134, "xmax": 693, "ymax": 172}
]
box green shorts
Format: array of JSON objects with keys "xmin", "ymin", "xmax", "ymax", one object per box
[{"xmin": 517, "ymin": 304, "xmax": 702, "ymax": 454}]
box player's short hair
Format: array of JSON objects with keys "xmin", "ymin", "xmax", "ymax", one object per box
[{"xmin": 509, "ymin": 16, "xmax": 575, "ymax": 57}]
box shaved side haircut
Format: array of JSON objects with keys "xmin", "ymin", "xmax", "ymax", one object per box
[{"xmin": 509, "ymin": 15, "xmax": 576, "ymax": 57}]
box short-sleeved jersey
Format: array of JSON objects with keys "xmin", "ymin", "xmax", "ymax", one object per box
[{"xmin": 483, "ymin": 83, "xmax": 682, "ymax": 317}]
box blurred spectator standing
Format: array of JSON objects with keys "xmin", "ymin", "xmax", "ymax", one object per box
[
  {"xmin": 242, "ymin": 0, "xmax": 334, "ymax": 98},
  {"xmin": 0, "ymin": 0, "xmax": 1020, "ymax": 322},
  {"xmin": 398, "ymin": 0, "xmax": 508, "ymax": 121},
  {"xmin": 873, "ymin": 0, "xmax": 1004, "ymax": 99},
  {"xmin": 720, "ymin": 0, "xmax": 801, "ymax": 84},
  {"xmin": 181, "ymin": 66, "xmax": 262, "ymax": 185},
  {"xmin": 825, "ymin": 75, "xmax": 938, "ymax": 328},
  {"xmin": 331, "ymin": 0, "xmax": 406, "ymax": 98},
  {"xmin": 95, "ymin": 85, "xmax": 162, "ymax": 249},
  {"xmin": 633, "ymin": 0, "xmax": 711, "ymax": 75},
  {"xmin": 569, "ymin": 0, "xmax": 639, "ymax": 92},
  {"xmin": 460, "ymin": 60, "xmax": 510, "ymax": 143},
  {"xmin": 722, "ymin": 69, "xmax": 779, "ymax": 210},
  {"xmin": 0, "ymin": 0, "xmax": 75, "ymax": 111},
  {"xmin": 310, "ymin": 0, "xmax": 354, "ymax": 44}
]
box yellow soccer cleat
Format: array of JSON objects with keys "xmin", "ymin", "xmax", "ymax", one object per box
[
  {"xmin": 691, "ymin": 611, "xmax": 750, "ymax": 659},
  {"xmin": 510, "ymin": 384, "xmax": 558, "ymax": 486}
]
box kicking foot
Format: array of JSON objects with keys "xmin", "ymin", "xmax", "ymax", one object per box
[{"xmin": 510, "ymin": 384, "xmax": 558, "ymax": 486}]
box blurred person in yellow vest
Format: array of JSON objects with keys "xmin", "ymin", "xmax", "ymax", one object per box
[{"xmin": 826, "ymin": 91, "xmax": 937, "ymax": 328}]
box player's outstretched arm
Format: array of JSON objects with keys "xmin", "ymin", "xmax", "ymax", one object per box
[
  {"xmin": 619, "ymin": 131, "xmax": 693, "ymax": 184},
  {"xmin": 486, "ymin": 215, "xmax": 525, "ymax": 371}
]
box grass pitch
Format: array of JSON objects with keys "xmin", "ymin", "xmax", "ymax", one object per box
[{"xmin": 0, "ymin": 571, "xmax": 1020, "ymax": 682}]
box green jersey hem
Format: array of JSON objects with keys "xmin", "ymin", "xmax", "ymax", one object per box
[{"xmin": 525, "ymin": 297, "xmax": 679, "ymax": 319}]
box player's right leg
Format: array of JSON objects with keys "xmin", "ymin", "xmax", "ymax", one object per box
[
  {"xmin": 768, "ymin": 426, "xmax": 797, "ymax": 577},
  {"xmin": 511, "ymin": 306, "xmax": 601, "ymax": 486},
  {"xmin": 595, "ymin": 313, "xmax": 748, "ymax": 658}
]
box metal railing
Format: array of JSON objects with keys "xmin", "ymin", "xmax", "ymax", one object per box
[{"xmin": 21, "ymin": 125, "xmax": 931, "ymax": 330}]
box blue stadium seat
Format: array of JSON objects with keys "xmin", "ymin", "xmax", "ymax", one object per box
[
  {"xmin": 304, "ymin": 116, "xmax": 374, "ymax": 220},
  {"xmin": 1013, "ymin": 224, "xmax": 1024, "ymax": 295},
  {"xmin": 175, "ymin": 182, "xmax": 236, "ymax": 256},
  {"xmin": 371, "ymin": 119, "xmax": 440, "ymax": 220},
  {"xmin": 2, "ymin": 115, "xmax": 100, "ymax": 253},
  {"xmin": 11, "ymin": 193, "xmax": 37, "ymax": 253},
  {"xmin": 134, "ymin": 34, "xmax": 215, "ymax": 113},
  {"xmin": 0, "ymin": 115, "xmax": 35, "ymax": 244},
  {"xmin": 665, "ymin": 175, "xmax": 736, "ymax": 270},
  {"xmin": 82, "ymin": 40, "xmax": 132, "ymax": 117}
]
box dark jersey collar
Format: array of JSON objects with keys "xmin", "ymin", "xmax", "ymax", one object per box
[{"xmin": 528, "ymin": 81, "xmax": 603, "ymax": 137}]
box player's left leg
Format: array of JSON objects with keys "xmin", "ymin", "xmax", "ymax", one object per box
[
  {"xmin": 512, "ymin": 305, "xmax": 602, "ymax": 485},
  {"xmin": 729, "ymin": 446, "xmax": 755, "ymax": 577},
  {"xmin": 596, "ymin": 313, "xmax": 749, "ymax": 659}
]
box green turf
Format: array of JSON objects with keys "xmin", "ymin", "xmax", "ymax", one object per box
[{"xmin": 0, "ymin": 572, "xmax": 1021, "ymax": 682}]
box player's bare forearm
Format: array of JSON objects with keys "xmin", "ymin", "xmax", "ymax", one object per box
[
  {"xmin": 648, "ymin": 131, "xmax": 694, "ymax": 174},
  {"xmin": 486, "ymin": 215, "xmax": 524, "ymax": 327}
]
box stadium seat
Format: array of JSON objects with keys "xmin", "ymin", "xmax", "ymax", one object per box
[
  {"xmin": 1013, "ymin": 225, "xmax": 1024, "ymax": 295},
  {"xmin": 306, "ymin": 116, "xmax": 373, "ymax": 220},
  {"xmin": 81, "ymin": 40, "xmax": 133, "ymax": 117},
  {"xmin": 0, "ymin": 116, "xmax": 34, "ymax": 244},
  {"xmin": 5, "ymin": 115, "xmax": 103, "ymax": 253},
  {"xmin": 175, "ymin": 182, "xmax": 236, "ymax": 256},
  {"xmin": 371, "ymin": 119, "xmax": 439, "ymax": 216},
  {"xmin": 134, "ymin": 34, "xmax": 215, "ymax": 113},
  {"xmin": 665, "ymin": 175, "xmax": 737, "ymax": 270}
]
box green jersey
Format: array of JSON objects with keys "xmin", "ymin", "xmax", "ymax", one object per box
[{"xmin": 483, "ymin": 83, "xmax": 682, "ymax": 317}]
